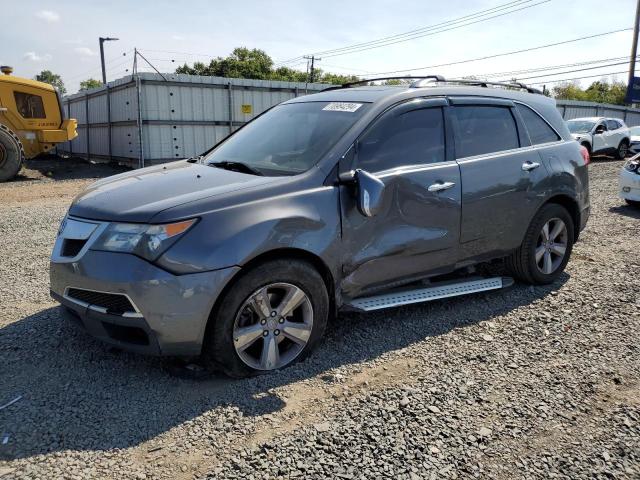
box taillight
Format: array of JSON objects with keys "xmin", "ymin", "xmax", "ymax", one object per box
[{"xmin": 579, "ymin": 145, "xmax": 590, "ymax": 165}]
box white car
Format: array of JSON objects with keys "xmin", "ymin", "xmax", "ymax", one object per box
[
  {"xmin": 567, "ymin": 117, "xmax": 630, "ymax": 159},
  {"xmin": 629, "ymin": 126, "xmax": 640, "ymax": 154},
  {"xmin": 620, "ymin": 152, "xmax": 640, "ymax": 206}
]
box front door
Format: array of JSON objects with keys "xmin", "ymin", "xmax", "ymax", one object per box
[
  {"xmin": 340, "ymin": 98, "xmax": 461, "ymax": 298},
  {"xmin": 592, "ymin": 121, "xmax": 608, "ymax": 152}
]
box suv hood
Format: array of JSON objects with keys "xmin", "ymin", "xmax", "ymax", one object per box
[{"xmin": 69, "ymin": 161, "xmax": 278, "ymax": 223}]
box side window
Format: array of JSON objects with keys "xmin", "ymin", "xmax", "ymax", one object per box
[
  {"xmin": 451, "ymin": 105, "xmax": 519, "ymax": 158},
  {"xmin": 357, "ymin": 106, "xmax": 445, "ymax": 172},
  {"xmin": 516, "ymin": 103, "xmax": 560, "ymax": 145},
  {"xmin": 606, "ymin": 119, "xmax": 619, "ymax": 131},
  {"xmin": 14, "ymin": 91, "xmax": 46, "ymax": 119}
]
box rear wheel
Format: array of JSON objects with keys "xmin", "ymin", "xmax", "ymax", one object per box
[
  {"xmin": 507, "ymin": 203, "xmax": 574, "ymax": 285},
  {"xmin": 615, "ymin": 140, "xmax": 630, "ymax": 160},
  {"xmin": 0, "ymin": 125, "xmax": 24, "ymax": 182},
  {"xmin": 202, "ymin": 259, "xmax": 329, "ymax": 377}
]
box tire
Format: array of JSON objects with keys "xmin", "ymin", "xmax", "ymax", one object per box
[
  {"xmin": 615, "ymin": 139, "xmax": 630, "ymax": 160},
  {"xmin": 0, "ymin": 124, "xmax": 24, "ymax": 182},
  {"xmin": 506, "ymin": 203, "xmax": 575, "ymax": 285},
  {"xmin": 202, "ymin": 259, "xmax": 329, "ymax": 378},
  {"xmin": 625, "ymin": 199, "xmax": 640, "ymax": 208}
]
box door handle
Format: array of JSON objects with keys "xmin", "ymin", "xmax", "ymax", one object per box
[
  {"xmin": 522, "ymin": 161, "xmax": 541, "ymax": 172},
  {"xmin": 428, "ymin": 181, "xmax": 456, "ymax": 192}
]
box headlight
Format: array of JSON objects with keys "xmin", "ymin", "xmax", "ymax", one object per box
[
  {"xmin": 624, "ymin": 160, "xmax": 640, "ymax": 173},
  {"xmin": 92, "ymin": 219, "xmax": 197, "ymax": 261}
]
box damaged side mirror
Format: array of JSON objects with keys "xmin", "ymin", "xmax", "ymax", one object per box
[{"xmin": 339, "ymin": 168, "xmax": 386, "ymax": 217}]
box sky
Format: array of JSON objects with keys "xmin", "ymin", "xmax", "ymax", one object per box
[{"xmin": 0, "ymin": 0, "xmax": 637, "ymax": 94}]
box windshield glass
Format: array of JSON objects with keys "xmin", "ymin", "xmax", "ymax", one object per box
[
  {"xmin": 630, "ymin": 126, "xmax": 640, "ymax": 136},
  {"xmin": 204, "ymin": 101, "xmax": 370, "ymax": 176},
  {"xmin": 567, "ymin": 120, "xmax": 596, "ymax": 134}
]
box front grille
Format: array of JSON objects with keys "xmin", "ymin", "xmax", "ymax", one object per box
[
  {"xmin": 61, "ymin": 239, "xmax": 87, "ymax": 257},
  {"xmin": 66, "ymin": 288, "xmax": 136, "ymax": 315}
]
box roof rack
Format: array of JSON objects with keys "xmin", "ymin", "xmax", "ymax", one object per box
[
  {"xmin": 322, "ymin": 75, "xmax": 542, "ymax": 95},
  {"xmin": 322, "ymin": 75, "xmax": 445, "ymax": 91},
  {"xmin": 426, "ymin": 78, "xmax": 542, "ymax": 94}
]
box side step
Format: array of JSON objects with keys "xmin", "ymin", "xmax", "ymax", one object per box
[{"xmin": 346, "ymin": 276, "xmax": 514, "ymax": 312}]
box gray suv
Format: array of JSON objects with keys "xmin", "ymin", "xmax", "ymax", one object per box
[{"xmin": 50, "ymin": 77, "xmax": 590, "ymax": 377}]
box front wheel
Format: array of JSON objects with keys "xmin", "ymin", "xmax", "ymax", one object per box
[
  {"xmin": 202, "ymin": 259, "xmax": 329, "ymax": 377},
  {"xmin": 506, "ymin": 204, "xmax": 575, "ymax": 285}
]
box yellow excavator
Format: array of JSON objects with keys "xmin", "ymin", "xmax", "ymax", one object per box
[{"xmin": 0, "ymin": 66, "xmax": 77, "ymax": 181}]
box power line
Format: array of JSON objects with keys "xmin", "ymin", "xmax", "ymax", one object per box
[
  {"xmin": 501, "ymin": 60, "xmax": 634, "ymax": 82},
  {"xmin": 478, "ymin": 56, "xmax": 632, "ymax": 78},
  {"xmin": 356, "ymin": 28, "xmax": 633, "ymax": 77},
  {"xmin": 275, "ymin": 0, "xmax": 548, "ymax": 66},
  {"xmin": 528, "ymin": 70, "xmax": 629, "ymax": 85}
]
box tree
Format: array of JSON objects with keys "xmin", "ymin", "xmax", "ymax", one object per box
[
  {"xmin": 176, "ymin": 47, "xmax": 360, "ymax": 85},
  {"xmin": 79, "ymin": 78, "xmax": 103, "ymax": 91},
  {"xmin": 35, "ymin": 70, "xmax": 66, "ymax": 95},
  {"xmin": 552, "ymin": 79, "xmax": 628, "ymax": 105}
]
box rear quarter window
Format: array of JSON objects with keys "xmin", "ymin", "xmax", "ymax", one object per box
[
  {"xmin": 451, "ymin": 105, "xmax": 519, "ymax": 158},
  {"xmin": 516, "ymin": 104, "xmax": 560, "ymax": 145}
]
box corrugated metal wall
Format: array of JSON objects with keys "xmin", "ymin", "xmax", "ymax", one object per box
[
  {"xmin": 58, "ymin": 73, "xmax": 327, "ymax": 167},
  {"xmin": 59, "ymin": 75, "xmax": 640, "ymax": 168}
]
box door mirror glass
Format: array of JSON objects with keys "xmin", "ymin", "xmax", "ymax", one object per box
[{"xmin": 355, "ymin": 169, "xmax": 385, "ymax": 217}]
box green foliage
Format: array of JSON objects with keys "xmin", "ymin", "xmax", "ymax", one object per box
[
  {"xmin": 176, "ymin": 47, "xmax": 360, "ymax": 85},
  {"xmin": 34, "ymin": 70, "xmax": 66, "ymax": 95},
  {"xmin": 79, "ymin": 78, "xmax": 103, "ymax": 91},
  {"xmin": 552, "ymin": 79, "xmax": 627, "ymax": 105}
]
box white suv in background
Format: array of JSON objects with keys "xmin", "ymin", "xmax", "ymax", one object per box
[{"xmin": 567, "ymin": 117, "xmax": 631, "ymax": 159}]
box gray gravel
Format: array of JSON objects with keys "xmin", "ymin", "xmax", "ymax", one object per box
[{"xmin": 0, "ymin": 159, "xmax": 639, "ymax": 479}]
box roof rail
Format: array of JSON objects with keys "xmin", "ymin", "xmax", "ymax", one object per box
[
  {"xmin": 427, "ymin": 78, "xmax": 542, "ymax": 94},
  {"xmin": 321, "ymin": 75, "xmax": 541, "ymax": 95},
  {"xmin": 322, "ymin": 75, "xmax": 445, "ymax": 91}
]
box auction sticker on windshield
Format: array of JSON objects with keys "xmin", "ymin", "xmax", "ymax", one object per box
[{"xmin": 322, "ymin": 102, "xmax": 363, "ymax": 113}]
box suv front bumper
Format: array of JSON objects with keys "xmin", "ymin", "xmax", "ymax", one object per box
[
  {"xmin": 50, "ymin": 250, "xmax": 239, "ymax": 356},
  {"xmin": 620, "ymin": 167, "xmax": 640, "ymax": 202}
]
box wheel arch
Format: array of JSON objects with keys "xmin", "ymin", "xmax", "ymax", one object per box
[
  {"xmin": 541, "ymin": 194, "xmax": 581, "ymax": 241},
  {"xmin": 201, "ymin": 247, "xmax": 337, "ymax": 354}
]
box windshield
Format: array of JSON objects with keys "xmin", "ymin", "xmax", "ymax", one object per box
[
  {"xmin": 630, "ymin": 126, "xmax": 640, "ymax": 136},
  {"xmin": 204, "ymin": 101, "xmax": 370, "ymax": 176},
  {"xmin": 567, "ymin": 120, "xmax": 596, "ymax": 134}
]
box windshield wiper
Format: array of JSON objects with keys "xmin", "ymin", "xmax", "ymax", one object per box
[{"xmin": 209, "ymin": 161, "xmax": 264, "ymax": 176}]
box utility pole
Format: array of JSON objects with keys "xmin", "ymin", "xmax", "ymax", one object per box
[
  {"xmin": 627, "ymin": 0, "xmax": 640, "ymax": 104},
  {"xmin": 303, "ymin": 55, "xmax": 321, "ymax": 83},
  {"xmin": 99, "ymin": 37, "xmax": 119, "ymax": 84}
]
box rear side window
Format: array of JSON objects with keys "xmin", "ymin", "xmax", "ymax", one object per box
[
  {"xmin": 606, "ymin": 119, "xmax": 619, "ymax": 130},
  {"xmin": 357, "ymin": 106, "xmax": 445, "ymax": 172},
  {"xmin": 14, "ymin": 92, "xmax": 46, "ymax": 119},
  {"xmin": 516, "ymin": 104, "xmax": 560, "ymax": 145},
  {"xmin": 451, "ymin": 106, "xmax": 519, "ymax": 158}
]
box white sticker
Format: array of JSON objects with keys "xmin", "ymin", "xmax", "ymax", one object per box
[{"xmin": 322, "ymin": 102, "xmax": 363, "ymax": 113}]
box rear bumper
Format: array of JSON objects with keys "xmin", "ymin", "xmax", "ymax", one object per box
[{"xmin": 50, "ymin": 250, "xmax": 240, "ymax": 356}]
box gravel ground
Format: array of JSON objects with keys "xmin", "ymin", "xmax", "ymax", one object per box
[{"xmin": 0, "ymin": 158, "xmax": 638, "ymax": 479}]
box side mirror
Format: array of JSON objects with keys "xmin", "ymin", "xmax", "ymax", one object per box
[
  {"xmin": 354, "ymin": 169, "xmax": 385, "ymax": 217},
  {"xmin": 594, "ymin": 125, "xmax": 606, "ymax": 135}
]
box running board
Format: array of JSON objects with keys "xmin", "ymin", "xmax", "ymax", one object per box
[{"xmin": 345, "ymin": 276, "xmax": 513, "ymax": 312}]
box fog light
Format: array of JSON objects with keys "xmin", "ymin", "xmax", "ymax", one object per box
[{"xmin": 623, "ymin": 186, "xmax": 631, "ymax": 192}]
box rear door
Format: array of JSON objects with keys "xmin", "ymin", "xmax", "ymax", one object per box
[
  {"xmin": 340, "ymin": 98, "xmax": 462, "ymax": 297},
  {"xmin": 605, "ymin": 119, "xmax": 624, "ymax": 150},
  {"xmin": 449, "ymin": 97, "xmax": 547, "ymax": 259}
]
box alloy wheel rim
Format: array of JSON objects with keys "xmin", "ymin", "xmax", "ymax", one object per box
[
  {"xmin": 233, "ymin": 282, "xmax": 313, "ymax": 371},
  {"xmin": 620, "ymin": 143, "xmax": 629, "ymax": 158},
  {"xmin": 535, "ymin": 217, "xmax": 568, "ymax": 275}
]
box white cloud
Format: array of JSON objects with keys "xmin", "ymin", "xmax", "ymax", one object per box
[
  {"xmin": 171, "ymin": 35, "xmax": 185, "ymax": 41},
  {"xmin": 23, "ymin": 52, "xmax": 52, "ymax": 62},
  {"xmin": 74, "ymin": 47, "xmax": 97, "ymax": 57},
  {"xmin": 35, "ymin": 10, "xmax": 60, "ymax": 23}
]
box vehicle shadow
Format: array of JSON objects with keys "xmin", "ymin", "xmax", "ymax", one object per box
[
  {"xmin": 609, "ymin": 203, "xmax": 640, "ymax": 219},
  {"xmin": 0, "ymin": 273, "xmax": 568, "ymax": 460}
]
